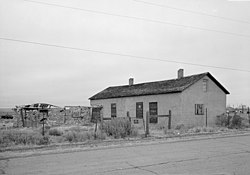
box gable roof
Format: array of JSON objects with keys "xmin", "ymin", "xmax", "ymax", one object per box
[{"xmin": 89, "ymin": 72, "xmax": 229, "ymax": 100}]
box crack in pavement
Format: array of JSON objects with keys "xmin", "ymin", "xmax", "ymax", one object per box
[
  {"xmin": 95, "ymin": 157, "xmax": 199, "ymax": 174},
  {"xmin": 0, "ymin": 159, "xmax": 9, "ymax": 174},
  {"xmin": 126, "ymin": 161, "xmax": 159, "ymax": 175},
  {"xmin": 215, "ymin": 139, "xmax": 250, "ymax": 150},
  {"xmin": 95, "ymin": 149, "xmax": 250, "ymax": 174}
]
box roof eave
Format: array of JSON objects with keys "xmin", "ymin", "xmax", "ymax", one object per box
[{"xmin": 89, "ymin": 91, "xmax": 182, "ymax": 101}]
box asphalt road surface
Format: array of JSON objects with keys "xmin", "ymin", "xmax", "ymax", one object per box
[{"xmin": 1, "ymin": 135, "xmax": 250, "ymax": 175}]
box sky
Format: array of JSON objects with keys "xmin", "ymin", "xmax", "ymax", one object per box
[{"xmin": 0, "ymin": 0, "xmax": 250, "ymax": 108}]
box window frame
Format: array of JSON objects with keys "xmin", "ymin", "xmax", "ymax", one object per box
[
  {"xmin": 195, "ymin": 104, "xmax": 204, "ymax": 115},
  {"xmin": 149, "ymin": 102, "xmax": 158, "ymax": 123},
  {"xmin": 149, "ymin": 102, "xmax": 158, "ymax": 116}
]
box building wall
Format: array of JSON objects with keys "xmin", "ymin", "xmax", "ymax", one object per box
[
  {"xmin": 90, "ymin": 93, "xmax": 182, "ymax": 127},
  {"xmin": 90, "ymin": 76, "xmax": 227, "ymax": 128},
  {"xmin": 180, "ymin": 75, "xmax": 227, "ymax": 127}
]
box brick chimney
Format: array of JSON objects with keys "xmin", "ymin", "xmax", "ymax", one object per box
[
  {"xmin": 178, "ymin": 69, "xmax": 184, "ymax": 79},
  {"xmin": 129, "ymin": 78, "xmax": 134, "ymax": 86}
]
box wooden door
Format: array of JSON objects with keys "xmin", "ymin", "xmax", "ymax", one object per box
[{"xmin": 136, "ymin": 102, "xmax": 143, "ymax": 119}]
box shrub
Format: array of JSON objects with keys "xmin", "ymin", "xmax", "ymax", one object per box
[
  {"xmin": 154, "ymin": 120, "xmax": 169, "ymax": 130},
  {"xmin": 216, "ymin": 113, "xmax": 245, "ymax": 129},
  {"xmin": 216, "ymin": 114, "xmax": 230, "ymax": 127},
  {"xmin": 48, "ymin": 128, "xmax": 63, "ymax": 136},
  {"xmin": 94, "ymin": 130, "xmax": 107, "ymax": 140},
  {"xmin": 163, "ymin": 129, "xmax": 176, "ymax": 136},
  {"xmin": 175, "ymin": 124, "xmax": 188, "ymax": 134},
  {"xmin": 63, "ymin": 131, "xmax": 89, "ymax": 142},
  {"xmin": 241, "ymin": 117, "xmax": 250, "ymax": 128},
  {"xmin": 187, "ymin": 126, "xmax": 215, "ymax": 133},
  {"xmin": 202, "ymin": 127, "xmax": 215, "ymax": 133},
  {"xmin": 63, "ymin": 130, "xmax": 106, "ymax": 142},
  {"xmin": 68, "ymin": 126, "xmax": 88, "ymax": 132},
  {"xmin": 101, "ymin": 118, "xmax": 136, "ymax": 138},
  {"xmin": 0, "ymin": 129, "xmax": 50, "ymax": 147},
  {"xmin": 38, "ymin": 125, "xmax": 51, "ymax": 135},
  {"xmin": 229, "ymin": 115, "xmax": 243, "ymax": 129},
  {"xmin": 175, "ymin": 124, "xmax": 185, "ymax": 130},
  {"xmin": 188, "ymin": 126, "xmax": 202, "ymax": 133}
]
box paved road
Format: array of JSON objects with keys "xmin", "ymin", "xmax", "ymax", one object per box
[{"xmin": 1, "ymin": 135, "xmax": 250, "ymax": 175}]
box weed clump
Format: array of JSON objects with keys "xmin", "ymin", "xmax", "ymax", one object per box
[
  {"xmin": 48, "ymin": 128, "xmax": 63, "ymax": 136},
  {"xmin": 101, "ymin": 118, "xmax": 138, "ymax": 138},
  {"xmin": 0, "ymin": 129, "xmax": 49, "ymax": 147}
]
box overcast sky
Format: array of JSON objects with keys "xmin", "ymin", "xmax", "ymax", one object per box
[{"xmin": 0, "ymin": 0, "xmax": 250, "ymax": 108}]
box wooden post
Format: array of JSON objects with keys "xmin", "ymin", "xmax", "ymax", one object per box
[
  {"xmin": 127, "ymin": 111, "xmax": 131, "ymax": 122},
  {"xmin": 42, "ymin": 112, "xmax": 45, "ymax": 136},
  {"xmin": 145, "ymin": 111, "xmax": 149, "ymax": 137},
  {"xmin": 20, "ymin": 109, "xmax": 25, "ymax": 127},
  {"xmin": 168, "ymin": 110, "xmax": 171, "ymax": 129},
  {"xmin": 205, "ymin": 108, "xmax": 208, "ymax": 127},
  {"xmin": 248, "ymin": 107, "xmax": 250, "ymax": 124},
  {"xmin": 24, "ymin": 110, "xmax": 27, "ymax": 127},
  {"xmin": 64, "ymin": 108, "xmax": 67, "ymax": 124},
  {"xmin": 94, "ymin": 108, "xmax": 100, "ymax": 139},
  {"xmin": 100, "ymin": 108, "xmax": 103, "ymax": 130}
]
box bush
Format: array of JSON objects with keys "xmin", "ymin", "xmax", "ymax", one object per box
[
  {"xmin": 163, "ymin": 129, "xmax": 176, "ymax": 136},
  {"xmin": 101, "ymin": 118, "xmax": 136, "ymax": 138},
  {"xmin": 241, "ymin": 118, "xmax": 250, "ymax": 128},
  {"xmin": 62, "ymin": 130, "xmax": 106, "ymax": 142},
  {"xmin": 0, "ymin": 129, "xmax": 50, "ymax": 147},
  {"xmin": 230, "ymin": 115, "xmax": 243, "ymax": 129},
  {"xmin": 68, "ymin": 126, "xmax": 88, "ymax": 132},
  {"xmin": 202, "ymin": 127, "xmax": 215, "ymax": 133},
  {"xmin": 63, "ymin": 131, "xmax": 90, "ymax": 142},
  {"xmin": 188, "ymin": 126, "xmax": 215, "ymax": 133},
  {"xmin": 216, "ymin": 113, "xmax": 244, "ymax": 129},
  {"xmin": 188, "ymin": 126, "xmax": 202, "ymax": 133},
  {"xmin": 94, "ymin": 130, "xmax": 107, "ymax": 140},
  {"xmin": 216, "ymin": 114, "xmax": 230, "ymax": 127},
  {"xmin": 175, "ymin": 124, "xmax": 185, "ymax": 130},
  {"xmin": 49, "ymin": 128, "xmax": 63, "ymax": 136}
]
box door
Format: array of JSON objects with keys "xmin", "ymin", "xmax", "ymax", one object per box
[{"xmin": 136, "ymin": 102, "xmax": 143, "ymax": 119}]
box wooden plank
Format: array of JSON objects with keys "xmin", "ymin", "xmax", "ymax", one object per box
[
  {"xmin": 149, "ymin": 115, "xmax": 170, "ymax": 118},
  {"xmin": 103, "ymin": 118, "xmax": 111, "ymax": 121}
]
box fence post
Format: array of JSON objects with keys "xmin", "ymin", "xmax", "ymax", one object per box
[
  {"xmin": 205, "ymin": 108, "xmax": 208, "ymax": 127},
  {"xmin": 20, "ymin": 109, "xmax": 25, "ymax": 127},
  {"xmin": 94, "ymin": 116, "xmax": 98, "ymax": 139},
  {"xmin": 248, "ymin": 107, "xmax": 250, "ymax": 124},
  {"xmin": 100, "ymin": 108, "xmax": 103, "ymax": 130},
  {"xmin": 168, "ymin": 110, "xmax": 171, "ymax": 129},
  {"xmin": 42, "ymin": 112, "xmax": 45, "ymax": 136},
  {"xmin": 145, "ymin": 111, "xmax": 149, "ymax": 137},
  {"xmin": 127, "ymin": 111, "xmax": 131, "ymax": 122}
]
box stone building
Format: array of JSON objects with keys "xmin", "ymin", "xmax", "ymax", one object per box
[{"xmin": 89, "ymin": 69, "xmax": 229, "ymax": 128}]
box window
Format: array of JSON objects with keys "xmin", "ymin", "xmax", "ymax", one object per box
[
  {"xmin": 149, "ymin": 102, "xmax": 158, "ymax": 123},
  {"xmin": 203, "ymin": 79, "xmax": 208, "ymax": 92},
  {"xmin": 149, "ymin": 102, "xmax": 158, "ymax": 115},
  {"xmin": 111, "ymin": 103, "xmax": 116, "ymax": 118},
  {"xmin": 195, "ymin": 104, "xmax": 204, "ymax": 115}
]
